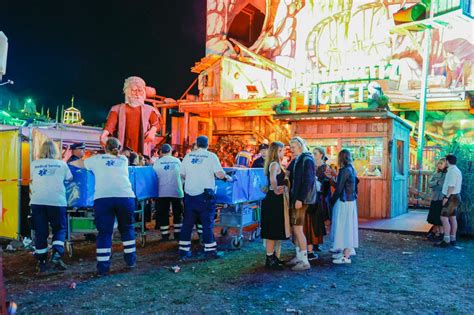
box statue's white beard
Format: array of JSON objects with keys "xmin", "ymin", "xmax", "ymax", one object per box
[{"xmin": 126, "ymin": 96, "xmax": 145, "ymax": 107}]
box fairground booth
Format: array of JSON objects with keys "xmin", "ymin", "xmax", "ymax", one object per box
[
  {"xmin": 167, "ymin": 0, "xmax": 473, "ymax": 221},
  {"xmin": 275, "ymin": 110, "xmax": 411, "ymax": 219}
]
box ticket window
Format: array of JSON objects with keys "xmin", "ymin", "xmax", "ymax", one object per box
[{"xmin": 341, "ymin": 138, "xmax": 384, "ymax": 178}]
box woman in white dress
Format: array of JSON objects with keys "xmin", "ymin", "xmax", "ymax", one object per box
[{"xmin": 330, "ymin": 149, "xmax": 359, "ymax": 264}]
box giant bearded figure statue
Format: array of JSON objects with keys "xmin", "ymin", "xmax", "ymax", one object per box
[{"xmin": 100, "ymin": 76, "xmax": 160, "ymax": 156}]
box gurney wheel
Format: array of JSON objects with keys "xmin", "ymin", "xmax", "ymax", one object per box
[
  {"xmin": 255, "ymin": 227, "xmax": 261, "ymax": 239},
  {"xmin": 231, "ymin": 237, "xmax": 243, "ymax": 249},
  {"xmin": 250, "ymin": 230, "xmax": 259, "ymax": 241},
  {"xmin": 140, "ymin": 234, "xmax": 146, "ymax": 247},
  {"xmin": 220, "ymin": 228, "xmax": 228, "ymax": 236},
  {"xmin": 66, "ymin": 241, "xmax": 73, "ymax": 258}
]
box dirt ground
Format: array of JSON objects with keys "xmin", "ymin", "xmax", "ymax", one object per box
[{"xmin": 3, "ymin": 228, "xmax": 474, "ymax": 314}]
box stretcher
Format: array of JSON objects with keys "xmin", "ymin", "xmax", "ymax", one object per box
[
  {"xmin": 214, "ymin": 168, "xmax": 267, "ymax": 249},
  {"xmin": 64, "ymin": 166, "xmax": 158, "ymax": 257}
]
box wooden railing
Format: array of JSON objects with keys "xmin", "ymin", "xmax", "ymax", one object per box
[{"xmin": 408, "ymin": 169, "xmax": 434, "ymax": 208}]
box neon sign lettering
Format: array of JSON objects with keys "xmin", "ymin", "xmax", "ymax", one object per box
[{"xmin": 303, "ymin": 61, "xmax": 399, "ymax": 105}]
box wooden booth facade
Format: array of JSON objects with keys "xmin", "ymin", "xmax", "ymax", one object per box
[{"xmin": 275, "ymin": 110, "xmax": 412, "ymax": 219}]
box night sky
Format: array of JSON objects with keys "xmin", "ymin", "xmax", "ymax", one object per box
[{"xmin": 0, "ymin": 0, "xmax": 206, "ymax": 125}]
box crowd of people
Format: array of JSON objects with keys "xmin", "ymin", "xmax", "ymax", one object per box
[
  {"xmin": 259, "ymin": 137, "xmax": 359, "ymax": 271},
  {"xmin": 28, "ymin": 134, "xmax": 462, "ymax": 276}
]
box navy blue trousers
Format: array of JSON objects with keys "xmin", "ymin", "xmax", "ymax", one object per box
[
  {"xmin": 156, "ymin": 197, "xmax": 183, "ymax": 237},
  {"xmin": 94, "ymin": 197, "xmax": 136, "ymax": 273},
  {"xmin": 179, "ymin": 193, "xmax": 217, "ymax": 256},
  {"xmin": 31, "ymin": 204, "xmax": 66, "ymax": 261}
]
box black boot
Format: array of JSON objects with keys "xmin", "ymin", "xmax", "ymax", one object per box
[
  {"xmin": 51, "ymin": 252, "xmax": 67, "ymax": 270},
  {"xmin": 265, "ymin": 254, "xmax": 284, "ymax": 270},
  {"xmin": 273, "ymin": 254, "xmax": 285, "ymax": 266},
  {"xmin": 36, "ymin": 260, "xmax": 48, "ymax": 273}
]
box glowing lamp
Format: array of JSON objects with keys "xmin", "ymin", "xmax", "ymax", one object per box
[{"xmin": 393, "ymin": 3, "xmax": 427, "ymax": 25}]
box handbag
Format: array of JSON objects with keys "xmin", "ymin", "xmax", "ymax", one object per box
[{"xmin": 304, "ymin": 178, "xmax": 318, "ymax": 205}]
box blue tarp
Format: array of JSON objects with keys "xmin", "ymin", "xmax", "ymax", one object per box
[
  {"xmin": 215, "ymin": 168, "xmax": 249, "ymax": 204},
  {"xmin": 130, "ymin": 166, "xmax": 159, "ymax": 201},
  {"xmin": 215, "ymin": 168, "xmax": 268, "ymax": 204},
  {"xmin": 66, "ymin": 165, "xmax": 158, "ymax": 207},
  {"xmin": 67, "ymin": 164, "xmax": 266, "ymax": 207},
  {"xmin": 66, "ymin": 165, "xmax": 95, "ymax": 208},
  {"xmin": 248, "ymin": 168, "xmax": 268, "ymax": 201}
]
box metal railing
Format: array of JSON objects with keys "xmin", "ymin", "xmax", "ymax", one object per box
[{"xmin": 433, "ymin": 0, "xmax": 461, "ymax": 16}]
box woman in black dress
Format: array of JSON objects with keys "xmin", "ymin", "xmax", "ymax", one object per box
[
  {"xmin": 426, "ymin": 158, "xmax": 446, "ymax": 240},
  {"xmin": 261, "ymin": 141, "xmax": 290, "ymax": 270},
  {"xmin": 304, "ymin": 147, "xmax": 333, "ymax": 259}
]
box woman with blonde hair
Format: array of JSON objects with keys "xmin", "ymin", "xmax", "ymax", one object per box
[
  {"xmin": 30, "ymin": 140, "xmax": 73, "ymax": 273},
  {"xmin": 72, "ymin": 137, "xmax": 136, "ymax": 275},
  {"xmin": 260, "ymin": 141, "xmax": 290, "ymax": 270}
]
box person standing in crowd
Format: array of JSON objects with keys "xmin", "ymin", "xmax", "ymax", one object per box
[
  {"xmin": 129, "ymin": 152, "xmax": 139, "ymax": 166},
  {"xmin": 153, "ymin": 144, "xmax": 184, "ymax": 241},
  {"xmin": 185, "ymin": 141, "xmax": 203, "ymax": 238},
  {"xmin": 142, "ymin": 155, "xmax": 152, "ymax": 166},
  {"xmin": 178, "ymin": 135, "xmax": 231, "ymax": 260},
  {"xmin": 426, "ymin": 158, "xmax": 447, "ymax": 241},
  {"xmin": 330, "ymin": 149, "xmax": 359, "ymax": 264},
  {"xmin": 150, "ymin": 149, "xmax": 159, "ymax": 163},
  {"xmin": 68, "ymin": 142, "xmax": 97, "ymax": 242},
  {"xmin": 304, "ymin": 147, "xmax": 331, "ymax": 260},
  {"xmin": 71, "ymin": 137, "xmax": 136, "ymax": 275},
  {"xmin": 137, "ymin": 154, "xmax": 145, "ymax": 166},
  {"xmin": 435, "ymin": 154, "xmax": 462, "ymax": 248},
  {"xmin": 287, "ymin": 137, "xmax": 315, "ymax": 271},
  {"xmin": 260, "ymin": 141, "xmax": 290, "ymax": 270},
  {"xmin": 30, "ymin": 140, "xmax": 73, "ymax": 273},
  {"xmin": 251, "ymin": 143, "xmax": 269, "ymax": 168},
  {"xmin": 66, "ymin": 142, "xmax": 86, "ymax": 164},
  {"xmin": 121, "ymin": 146, "xmax": 133, "ymax": 160},
  {"xmin": 185, "ymin": 143, "xmax": 198, "ymax": 155},
  {"xmin": 235, "ymin": 145, "xmax": 253, "ymax": 167}
]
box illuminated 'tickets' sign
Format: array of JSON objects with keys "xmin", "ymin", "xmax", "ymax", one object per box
[
  {"xmin": 303, "ymin": 61, "xmax": 400, "ymax": 105},
  {"xmin": 309, "ymin": 61, "xmax": 400, "ymax": 83},
  {"xmin": 306, "ymin": 83, "xmax": 368, "ymax": 105}
]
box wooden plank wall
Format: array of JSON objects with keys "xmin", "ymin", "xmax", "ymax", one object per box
[
  {"xmin": 293, "ymin": 118, "xmax": 391, "ymax": 219},
  {"xmin": 358, "ymin": 178, "xmax": 389, "ymax": 218}
]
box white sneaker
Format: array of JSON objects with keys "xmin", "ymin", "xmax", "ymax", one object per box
[
  {"xmin": 291, "ymin": 261, "xmax": 311, "ymax": 271},
  {"xmin": 287, "ymin": 256, "xmax": 302, "ymax": 266},
  {"xmin": 333, "ymin": 257, "xmax": 351, "ymax": 264},
  {"xmin": 332, "ymin": 253, "xmax": 343, "ymax": 259}
]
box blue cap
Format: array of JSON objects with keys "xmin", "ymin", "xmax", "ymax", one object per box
[
  {"xmin": 258, "ymin": 143, "xmax": 269, "ymax": 151},
  {"xmin": 196, "ymin": 135, "xmax": 208, "ymax": 148},
  {"xmin": 161, "ymin": 143, "xmax": 172, "ymax": 154},
  {"xmin": 70, "ymin": 142, "xmax": 85, "ymax": 150}
]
